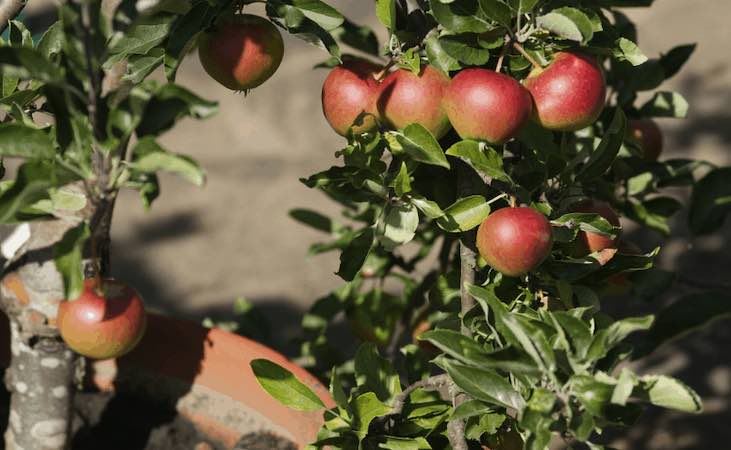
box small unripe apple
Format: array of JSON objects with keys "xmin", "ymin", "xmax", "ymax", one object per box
[
  {"xmin": 628, "ymin": 119, "xmax": 663, "ymax": 160},
  {"xmin": 574, "ymin": 200, "xmax": 620, "ymax": 255},
  {"xmin": 476, "ymin": 207, "xmax": 554, "ymax": 277},
  {"xmin": 444, "ymin": 68, "xmax": 533, "ymax": 144},
  {"xmin": 198, "ymin": 14, "xmax": 284, "ymax": 91},
  {"xmin": 321, "ymin": 59, "xmax": 382, "ymax": 136},
  {"xmin": 57, "ymin": 278, "xmax": 146, "ymax": 360},
  {"xmin": 377, "ymin": 65, "xmax": 452, "ymax": 139},
  {"xmin": 524, "ymin": 51, "xmax": 606, "ymax": 131}
]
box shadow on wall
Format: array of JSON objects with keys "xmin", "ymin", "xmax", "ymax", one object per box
[{"xmin": 671, "ymin": 63, "xmax": 731, "ymax": 151}]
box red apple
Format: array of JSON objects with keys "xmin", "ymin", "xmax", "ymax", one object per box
[
  {"xmin": 321, "ymin": 59, "xmax": 382, "ymax": 137},
  {"xmin": 628, "ymin": 119, "xmax": 663, "ymax": 160},
  {"xmin": 57, "ymin": 278, "xmax": 146, "ymax": 360},
  {"xmin": 524, "ymin": 51, "xmax": 606, "ymax": 131},
  {"xmin": 574, "ymin": 200, "xmax": 620, "ymax": 255},
  {"xmin": 198, "ymin": 14, "xmax": 284, "ymax": 91},
  {"xmin": 476, "ymin": 207, "xmax": 554, "ymax": 277},
  {"xmin": 377, "ymin": 65, "xmax": 452, "ymax": 139},
  {"xmin": 444, "ymin": 68, "xmax": 533, "ymax": 144}
]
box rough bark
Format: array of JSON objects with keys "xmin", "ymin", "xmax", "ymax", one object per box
[
  {"xmin": 4, "ymin": 320, "xmax": 76, "ymax": 450},
  {"xmin": 0, "ymin": 192, "xmax": 113, "ymax": 449},
  {"xmin": 0, "ymin": 0, "xmax": 27, "ymax": 35}
]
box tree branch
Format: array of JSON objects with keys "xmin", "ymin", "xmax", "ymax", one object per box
[
  {"xmin": 0, "ymin": 0, "xmax": 27, "ymax": 35},
  {"xmin": 390, "ymin": 374, "xmax": 450, "ymax": 416}
]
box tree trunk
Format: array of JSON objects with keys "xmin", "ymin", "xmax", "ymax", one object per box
[
  {"xmin": 0, "ymin": 197, "xmax": 112, "ymax": 450},
  {"xmin": 4, "ymin": 319, "xmax": 76, "ymax": 450}
]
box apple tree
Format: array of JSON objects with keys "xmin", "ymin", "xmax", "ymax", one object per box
[
  {"xmin": 252, "ymin": 1, "xmax": 731, "ymax": 449},
  {"xmin": 0, "ymin": 0, "xmax": 346, "ymax": 449}
]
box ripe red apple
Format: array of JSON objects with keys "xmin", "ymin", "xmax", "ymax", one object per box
[
  {"xmin": 57, "ymin": 278, "xmax": 146, "ymax": 360},
  {"xmin": 574, "ymin": 200, "xmax": 621, "ymax": 255},
  {"xmin": 444, "ymin": 68, "xmax": 533, "ymax": 144},
  {"xmin": 321, "ymin": 59, "xmax": 382, "ymax": 136},
  {"xmin": 198, "ymin": 14, "xmax": 284, "ymax": 91},
  {"xmin": 628, "ymin": 119, "xmax": 663, "ymax": 160},
  {"xmin": 377, "ymin": 65, "xmax": 452, "ymax": 139},
  {"xmin": 476, "ymin": 207, "xmax": 554, "ymax": 277},
  {"xmin": 524, "ymin": 51, "xmax": 606, "ymax": 131}
]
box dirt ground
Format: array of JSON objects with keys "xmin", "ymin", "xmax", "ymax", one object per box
[{"xmin": 17, "ymin": 1, "xmax": 731, "ymax": 449}]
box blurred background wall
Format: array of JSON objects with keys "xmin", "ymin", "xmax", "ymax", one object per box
[{"xmin": 18, "ymin": 1, "xmax": 731, "ymax": 449}]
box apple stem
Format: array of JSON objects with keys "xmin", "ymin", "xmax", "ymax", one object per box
[
  {"xmin": 495, "ymin": 42, "xmax": 509, "ymax": 73},
  {"xmin": 375, "ymin": 59, "xmax": 397, "ymax": 82},
  {"xmin": 509, "ymin": 196, "xmax": 517, "ymax": 208},
  {"xmin": 487, "ymin": 192, "xmax": 509, "ymax": 205},
  {"xmin": 512, "ymin": 42, "xmax": 542, "ymax": 70}
]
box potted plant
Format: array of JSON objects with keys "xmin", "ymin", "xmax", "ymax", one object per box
[{"xmin": 252, "ymin": 1, "xmax": 731, "ymax": 449}]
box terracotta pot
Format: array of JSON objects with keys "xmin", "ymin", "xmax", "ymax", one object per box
[{"xmin": 0, "ymin": 313, "xmax": 332, "ymax": 449}]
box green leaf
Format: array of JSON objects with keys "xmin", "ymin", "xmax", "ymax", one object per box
[
  {"xmin": 337, "ymin": 228, "xmax": 375, "ymax": 281},
  {"xmin": 639, "ymin": 91, "xmax": 689, "ymax": 118},
  {"xmin": 105, "ymin": 15, "xmax": 175, "ymax": 67},
  {"xmin": 289, "ymin": 208, "xmax": 336, "ymax": 233},
  {"xmin": 137, "ymin": 82, "xmax": 218, "ymax": 136},
  {"xmin": 552, "ymin": 213, "xmax": 618, "ymax": 238},
  {"xmin": 376, "ymin": 0, "xmax": 397, "ymax": 29},
  {"xmin": 351, "ymin": 392, "xmax": 391, "ymax": 441},
  {"xmin": 164, "ymin": 0, "xmax": 214, "ymax": 81},
  {"xmin": 478, "ymin": 0, "xmax": 512, "ymax": 26},
  {"xmin": 53, "ymin": 222, "xmax": 90, "ymax": 300},
  {"xmin": 250, "ymin": 359, "xmax": 325, "ymax": 411},
  {"xmin": 36, "ymin": 21, "xmax": 64, "ymax": 59},
  {"xmin": 0, "ymin": 123, "xmax": 55, "ymax": 159},
  {"xmin": 0, "ymin": 161, "xmax": 77, "ymax": 224},
  {"xmin": 502, "ymin": 314, "xmax": 556, "ymax": 373},
  {"xmin": 410, "ymin": 195, "xmax": 445, "ymax": 219},
  {"xmin": 688, "ymin": 167, "xmax": 731, "ymax": 235},
  {"xmin": 451, "ymin": 399, "xmax": 495, "ymax": 421},
  {"xmin": 124, "ymin": 48, "xmax": 165, "ymax": 84},
  {"xmin": 425, "ymin": 33, "xmax": 461, "ymax": 73},
  {"xmin": 638, "ymin": 375, "xmax": 702, "ymax": 413},
  {"xmin": 438, "ymin": 34, "xmax": 490, "ymax": 66},
  {"xmin": 379, "ymin": 203, "xmax": 419, "ymax": 250},
  {"xmin": 429, "ymin": 0, "xmax": 491, "ymax": 34},
  {"xmin": 393, "ymin": 124, "xmax": 450, "ymax": 169},
  {"xmin": 392, "ymin": 161, "xmax": 412, "ymax": 196},
  {"xmin": 614, "ymin": 37, "xmax": 648, "ymax": 66},
  {"xmin": 0, "ymin": 46, "xmax": 63, "ymax": 84},
  {"xmin": 446, "ymin": 140, "xmax": 510, "ymax": 183},
  {"xmin": 291, "ymin": 0, "xmax": 345, "ymax": 31},
  {"xmin": 377, "ymin": 436, "xmax": 431, "ymax": 450},
  {"xmin": 570, "ymin": 375, "xmax": 613, "ymax": 416},
  {"xmin": 437, "ymin": 195, "xmax": 491, "ymax": 232},
  {"xmin": 130, "ymin": 137, "xmax": 205, "ymax": 186},
  {"xmin": 420, "ymin": 329, "xmax": 490, "ymax": 365},
  {"xmin": 441, "ymin": 359, "xmax": 526, "ymax": 411},
  {"xmin": 537, "ymin": 7, "xmax": 594, "ymax": 43},
  {"xmin": 354, "ymin": 342, "xmax": 401, "ymax": 402},
  {"xmin": 333, "ymin": 19, "xmax": 379, "ymax": 56},
  {"xmin": 577, "ymin": 108, "xmax": 627, "ymax": 181}
]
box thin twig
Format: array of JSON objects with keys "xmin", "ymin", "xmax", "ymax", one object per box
[
  {"xmin": 512, "ymin": 41, "xmax": 542, "ymax": 70},
  {"xmin": 390, "ymin": 374, "xmax": 450, "ymax": 416},
  {"xmin": 0, "ymin": 0, "xmax": 27, "ymax": 35}
]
